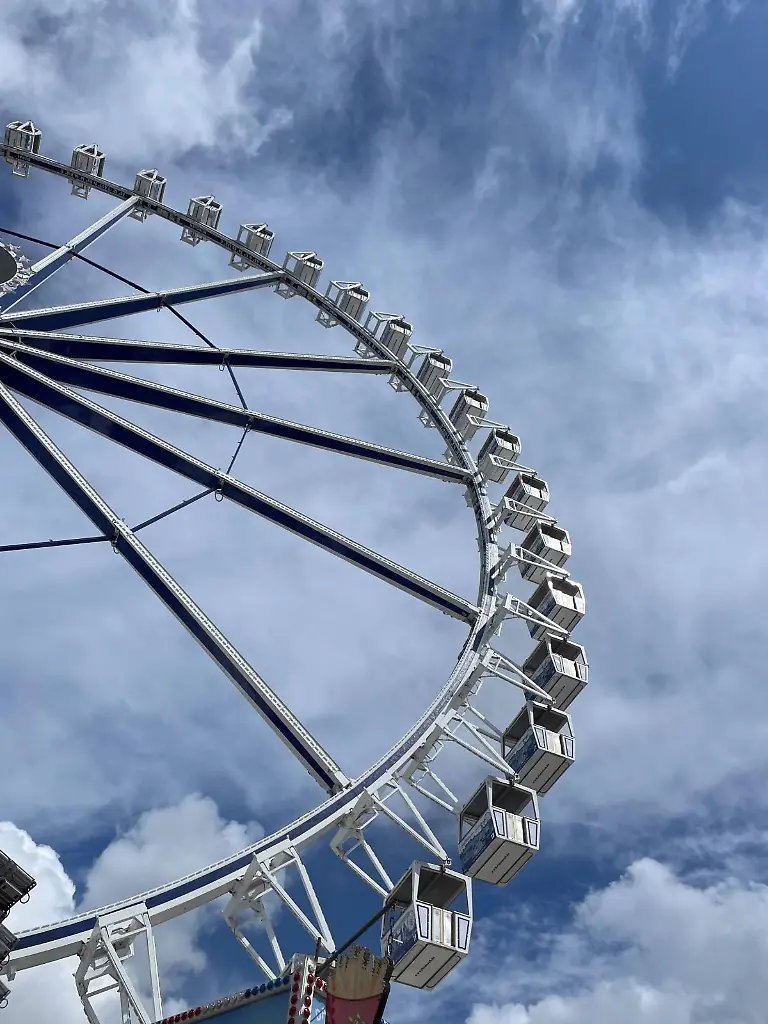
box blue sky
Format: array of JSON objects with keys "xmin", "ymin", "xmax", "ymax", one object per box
[{"xmin": 2, "ymin": 0, "xmax": 768, "ymax": 1022}]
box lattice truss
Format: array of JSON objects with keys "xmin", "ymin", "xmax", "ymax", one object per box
[{"xmin": 0, "ymin": 122, "xmax": 588, "ymax": 1023}]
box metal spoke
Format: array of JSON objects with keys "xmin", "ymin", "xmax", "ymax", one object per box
[
  {"xmin": 0, "ymin": 329, "xmax": 397, "ymax": 373},
  {"xmin": 0, "ymin": 534, "xmax": 106, "ymax": 554},
  {"xmin": 0, "ymin": 272, "xmax": 282, "ymax": 331},
  {"xmin": 0, "ymin": 339, "xmax": 470, "ymax": 484},
  {"xmin": 0, "ymin": 378, "xmax": 348, "ymax": 794},
  {"xmin": 0, "ymin": 198, "xmax": 139, "ymax": 313},
  {"xmin": 0, "ymin": 355, "xmax": 478, "ymax": 623}
]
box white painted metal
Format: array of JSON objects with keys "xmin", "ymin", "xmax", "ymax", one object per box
[
  {"xmin": 330, "ymin": 797, "xmax": 394, "ymax": 899},
  {"xmin": 181, "ymin": 195, "xmax": 223, "ymax": 245},
  {"xmin": 373, "ymin": 782, "xmax": 449, "ymax": 863},
  {"xmin": 468, "ymin": 644, "xmax": 556, "ymax": 705},
  {"xmin": 477, "ymin": 427, "xmax": 522, "ymax": 483},
  {"xmin": 448, "ymin": 388, "xmax": 488, "ymax": 441},
  {"xmin": 222, "ymin": 847, "xmax": 336, "ymax": 984},
  {"xmin": 382, "ymin": 862, "xmax": 472, "ymax": 989},
  {"xmin": 379, "ymin": 314, "xmax": 413, "ymax": 361},
  {"xmin": 69, "ymin": 144, "xmax": 105, "ymax": 198},
  {"xmin": 230, "ymin": 223, "xmax": 275, "ymax": 269},
  {"xmin": 416, "ymin": 353, "xmax": 452, "ymax": 426},
  {"xmin": 519, "ymin": 522, "xmax": 572, "ymax": 583},
  {"xmin": 1, "ymin": 198, "xmax": 139, "ymax": 313},
  {"xmin": 74, "ymin": 905, "xmax": 162, "ymax": 1024},
  {"xmin": 360, "ymin": 312, "xmax": 413, "ymax": 363},
  {"xmin": 527, "ymin": 575, "xmax": 586, "ymax": 640},
  {"xmin": 317, "ymin": 281, "xmax": 370, "ymax": 327},
  {"xmin": 0, "ymin": 121, "xmax": 588, "ymax": 1017},
  {"xmin": 500, "ymin": 471, "xmax": 550, "ymax": 531},
  {"xmin": 458, "ymin": 777, "xmax": 539, "ymax": 884},
  {"xmin": 522, "ymin": 637, "xmax": 588, "ymax": 709},
  {"xmin": 3, "ymin": 121, "xmax": 41, "ymax": 177},
  {"xmin": 131, "ymin": 170, "xmax": 167, "ymax": 221},
  {"xmin": 502, "ymin": 702, "xmax": 575, "ymax": 794},
  {"xmin": 276, "ymin": 251, "xmax": 324, "ymax": 297}
]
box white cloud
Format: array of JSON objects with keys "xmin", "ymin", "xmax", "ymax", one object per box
[
  {"xmin": 460, "ymin": 858, "xmax": 768, "ymax": 1023},
  {"xmin": 0, "ymin": 820, "xmax": 97, "ymax": 1024},
  {"xmin": 667, "ymin": 0, "xmax": 747, "ymax": 75},
  {"xmin": 0, "ymin": 0, "xmax": 291, "ymax": 164},
  {"xmin": 1, "ymin": 0, "xmax": 766, "ymax": 848},
  {"xmin": 1, "ymin": 795, "xmax": 263, "ymax": 1021}
]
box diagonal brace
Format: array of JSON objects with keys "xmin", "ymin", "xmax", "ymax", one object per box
[{"xmin": 0, "ymin": 198, "xmax": 140, "ymax": 313}]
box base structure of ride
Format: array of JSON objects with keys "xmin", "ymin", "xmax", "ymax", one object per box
[{"xmin": 0, "ymin": 121, "xmax": 588, "ymax": 1024}]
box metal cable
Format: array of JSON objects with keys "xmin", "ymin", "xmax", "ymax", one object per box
[{"xmin": 0, "ymin": 225, "xmax": 251, "ymax": 551}]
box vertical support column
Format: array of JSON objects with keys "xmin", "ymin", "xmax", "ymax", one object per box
[{"xmin": 73, "ymin": 904, "xmax": 161, "ymax": 1024}]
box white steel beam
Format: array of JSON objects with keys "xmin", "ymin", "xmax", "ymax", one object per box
[
  {"xmin": 372, "ymin": 787, "xmax": 448, "ymax": 863},
  {"xmin": 74, "ymin": 906, "xmax": 160, "ymax": 1024},
  {"xmin": 0, "ymin": 198, "xmax": 139, "ymax": 313}
]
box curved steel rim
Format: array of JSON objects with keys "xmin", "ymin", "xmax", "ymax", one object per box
[{"xmin": 2, "ymin": 152, "xmax": 501, "ymax": 970}]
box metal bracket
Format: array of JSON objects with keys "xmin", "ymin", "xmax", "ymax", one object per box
[
  {"xmin": 491, "ymin": 496, "xmax": 556, "ymax": 534},
  {"xmin": 475, "ymin": 647, "xmax": 554, "ymax": 703},
  {"xmin": 330, "ymin": 794, "xmax": 393, "ymax": 898},
  {"xmin": 223, "ymin": 847, "xmax": 335, "ymax": 980},
  {"xmin": 74, "ymin": 903, "xmax": 162, "ymax": 1024},
  {"xmin": 373, "ymin": 780, "xmax": 450, "ymax": 864},
  {"xmin": 400, "ymin": 761, "xmax": 460, "ymax": 816},
  {"xmin": 442, "ymin": 713, "xmax": 516, "ymax": 777},
  {"xmin": 488, "ymin": 592, "xmax": 570, "ymax": 641},
  {"xmin": 494, "ymin": 542, "xmax": 570, "ymax": 585}
]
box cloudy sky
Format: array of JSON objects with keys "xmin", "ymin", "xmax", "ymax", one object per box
[{"xmin": 2, "ymin": 0, "xmax": 768, "ymax": 1021}]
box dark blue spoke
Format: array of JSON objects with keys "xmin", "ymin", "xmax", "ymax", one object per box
[
  {"xmin": 0, "ymin": 329, "xmax": 395, "ymax": 372},
  {"xmin": 0, "ymin": 354, "xmax": 478, "ymax": 624},
  {"xmin": 0, "ymin": 273, "xmax": 282, "ymax": 331},
  {"xmin": 2, "ymin": 340, "xmax": 469, "ymax": 484}
]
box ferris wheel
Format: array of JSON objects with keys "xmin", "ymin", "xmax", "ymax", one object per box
[{"xmin": 0, "ymin": 120, "xmax": 588, "ymax": 1024}]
